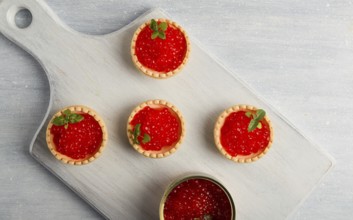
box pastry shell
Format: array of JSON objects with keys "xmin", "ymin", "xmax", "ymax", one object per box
[
  {"xmin": 46, "ymin": 105, "xmax": 108, "ymax": 165},
  {"xmin": 127, "ymin": 99, "xmax": 185, "ymax": 158},
  {"xmin": 131, "ymin": 18, "xmax": 191, "ymax": 79},
  {"xmin": 214, "ymin": 105, "xmax": 273, "ymax": 163}
]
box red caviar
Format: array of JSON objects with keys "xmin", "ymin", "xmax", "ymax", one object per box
[
  {"xmin": 50, "ymin": 113, "xmax": 103, "ymax": 159},
  {"xmin": 164, "ymin": 179, "xmax": 232, "ymax": 220},
  {"xmin": 130, "ymin": 106, "xmax": 181, "ymax": 151},
  {"xmin": 220, "ymin": 111, "xmax": 270, "ymax": 156},
  {"xmin": 135, "ymin": 22, "xmax": 187, "ymax": 73}
]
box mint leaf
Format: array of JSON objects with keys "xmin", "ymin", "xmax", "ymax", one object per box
[
  {"xmin": 133, "ymin": 124, "xmax": 141, "ymax": 144},
  {"xmin": 150, "ymin": 19, "xmax": 158, "ymax": 31},
  {"xmin": 193, "ymin": 214, "xmax": 213, "ymax": 220},
  {"xmin": 255, "ymin": 109, "xmax": 266, "ymax": 121},
  {"xmin": 75, "ymin": 114, "xmax": 84, "ymax": 122},
  {"xmin": 248, "ymin": 109, "xmax": 266, "ymax": 132},
  {"xmin": 135, "ymin": 124, "xmax": 141, "ymax": 137},
  {"xmin": 245, "ymin": 111, "xmax": 252, "ymax": 118},
  {"xmin": 52, "ymin": 116, "xmax": 66, "ymax": 126},
  {"xmin": 151, "ymin": 32, "xmax": 159, "ymax": 39},
  {"xmin": 132, "ymin": 124, "xmax": 151, "ymax": 145},
  {"xmin": 52, "ymin": 109, "xmax": 84, "ymax": 129},
  {"xmin": 68, "ymin": 114, "xmax": 77, "ymax": 123},
  {"xmin": 69, "ymin": 113, "xmax": 84, "ymax": 124},
  {"xmin": 159, "ymin": 22, "xmax": 168, "ymax": 31},
  {"xmin": 63, "ymin": 109, "xmax": 71, "ymax": 116},
  {"xmin": 158, "ymin": 31, "xmax": 166, "ymax": 39},
  {"xmin": 257, "ymin": 122, "xmax": 262, "ymax": 129},
  {"xmin": 142, "ymin": 133, "xmax": 151, "ymax": 144},
  {"xmin": 248, "ymin": 119, "xmax": 258, "ymax": 132},
  {"xmin": 149, "ymin": 19, "xmax": 168, "ymax": 40},
  {"xmin": 203, "ymin": 215, "xmax": 213, "ymax": 220}
]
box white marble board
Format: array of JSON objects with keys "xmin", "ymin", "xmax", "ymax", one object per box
[{"xmin": 0, "ymin": 0, "xmax": 335, "ymax": 219}]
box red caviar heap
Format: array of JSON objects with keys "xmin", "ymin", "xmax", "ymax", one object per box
[{"xmin": 163, "ymin": 179, "xmax": 232, "ymax": 220}]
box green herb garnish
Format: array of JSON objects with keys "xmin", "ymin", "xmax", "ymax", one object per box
[
  {"xmin": 203, "ymin": 215, "xmax": 213, "ymax": 220},
  {"xmin": 142, "ymin": 133, "xmax": 151, "ymax": 144},
  {"xmin": 193, "ymin": 215, "xmax": 213, "ymax": 220},
  {"xmin": 131, "ymin": 123, "xmax": 151, "ymax": 145},
  {"xmin": 52, "ymin": 109, "xmax": 84, "ymax": 129},
  {"xmin": 246, "ymin": 109, "xmax": 266, "ymax": 132},
  {"xmin": 150, "ymin": 19, "xmax": 168, "ymax": 40},
  {"xmin": 132, "ymin": 124, "xmax": 141, "ymax": 144}
]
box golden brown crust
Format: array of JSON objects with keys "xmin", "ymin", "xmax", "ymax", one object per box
[
  {"xmin": 131, "ymin": 18, "xmax": 191, "ymax": 79},
  {"xmin": 127, "ymin": 99, "xmax": 185, "ymax": 158},
  {"xmin": 46, "ymin": 105, "xmax": 108, "ymax": 165},
  {"xmin": 214, "ymin": 105, "xmax": 273, "ymax": 163}
]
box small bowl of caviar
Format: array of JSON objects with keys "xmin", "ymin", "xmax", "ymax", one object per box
[{"xmin": 160, "ymin": 174, "xmax": 236, "ymax": 220}]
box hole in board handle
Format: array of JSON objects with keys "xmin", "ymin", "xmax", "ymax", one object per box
[
  {"xmin": 15, "ymin": 8, "xmax": 32, "ymax": 28},
  {"xmin": 7, "ymin": 6, "xmax": 33, "ymax": 29}
]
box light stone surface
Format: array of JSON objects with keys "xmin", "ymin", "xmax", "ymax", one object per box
[{"xmin": 0, "ymin": 0, "xmax": 352, "ymax": 219}]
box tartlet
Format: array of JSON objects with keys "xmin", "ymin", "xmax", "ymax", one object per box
[
  {"xmin": 46, "ymin": 106, "xmax": 108, "ymax": 165},
  {"xmin": 127, "ymin": 99, "xmax": 185, "ymax": 158},
  {"xmin": 214, "ymin": 105, "xmax": 273, "ymax": 163},
  {"xmin": 131, "ymin": 18, "xmax": 190, "ymax": 79}
]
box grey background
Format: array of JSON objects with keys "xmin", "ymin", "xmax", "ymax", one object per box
[{"xmin": 0, "ymin": 0, "xmax": 352, "ymax": 219}]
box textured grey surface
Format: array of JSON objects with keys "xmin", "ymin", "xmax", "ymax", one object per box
[{"xmin": 0, "ymin": 0, "xmax": 352, "ymax": 219}]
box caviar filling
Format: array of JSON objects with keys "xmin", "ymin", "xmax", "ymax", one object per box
[
  {"xmin": 220, "ymin": 110, "xmax": 270, "ymax": 156},
  {"xmin": 130, "ymin": 106, "xmax": 181, "ymax": 151},
  {"xmin": 134, "ymin": 21, "xmax": 187, "ymax": 73},
  {"xmin": 50, "ymin": 113, "xmax": 103, "ymax": 159},
  {"xmin": 163, "ymin": 178, "xmax": 232, "ymax": 220}
]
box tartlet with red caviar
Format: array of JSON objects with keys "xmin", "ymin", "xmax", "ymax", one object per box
[
  {"xmin": 214, "ymin": 105, "xmax": 273, "ymax": 163},
  {"xmin": 46, "ymin": 106, "xmax": 108, "ymax": 165},
  {"xmin": 131, "ymin": 18, "xmax": 190, "ymax": 79},
  {"xmin": 127, "ymin": 100, "xmax": 185, "ymax": 158}
]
